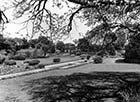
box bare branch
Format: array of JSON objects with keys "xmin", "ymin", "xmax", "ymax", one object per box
[{"xmin": 68, "ymin": 6, "xmax": 83, "ymax": 31}]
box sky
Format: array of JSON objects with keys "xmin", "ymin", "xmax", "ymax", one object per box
[{"xmin": 0, "ymin": 0, "xmax": 90, "ymax": 43}]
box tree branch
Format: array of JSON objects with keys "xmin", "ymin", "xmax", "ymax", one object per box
[
  {"xmin": 68, "ymin": 6, "xmax": 83, "ymax": 31},
  {"xmin": 0, "ymin": 11, "xmax": 8, "ymax": 23}
]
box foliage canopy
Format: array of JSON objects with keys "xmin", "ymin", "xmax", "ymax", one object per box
[{"xmin": 1, "ymin": 0, "xmax": 140, "ymax": 41}]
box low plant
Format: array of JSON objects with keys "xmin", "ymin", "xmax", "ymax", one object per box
[
  {"xmin": 94, "ymin": 56, "xmax": 103, "ymax": 64},
  {"xmin": 10, "ymin": 54, "xmax": 26, "ymax": 60},
  {"xmin": 24, "ymin": 51, "xmax": 32, "ymax": 58},
  {"xmin": 53, "ymin": 58, "xmax": 61, "ymax": 63},
  {"xmin": 36, "ymin": 64, "xmax": 45, "ymax": 69},
  {"xmin": 76, "ymin": 52, "xmax": 81, "ymax": 56},
  {"xmin": 81, "ymin": 57, "xmax": 85, "ymax": 60},
  {"xmin": 5, "ymin": 60, "xmax": 16, "ymax": 65},
  {"xmin": 28, "ymin": 60, "xmax": 40, "ymax": 66},
  {"xmin": 86, "ymin": 55, "xmax": 91, "ymax": 60},
  {"xmin": 0, "ymin": 57, "xmax": 5, "ymax": 64},
  {"xmin": 70, "ymin": 54, "xmax": 75, "ymax": 57}
]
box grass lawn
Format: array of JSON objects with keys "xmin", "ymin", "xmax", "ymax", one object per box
[
  {"xmin": 29, "ymin": 55, "xmax": 81, "ymax": 65},
  {"xmin": 21, "ymin": 72, "xmax": 140, "ymax": 102},
  {"xmin": 0, "ymin": 55, "xmax": 81, "ymax": 76},
  {"xmin": 0, "ymin": 60, "xmax": 140, "ymax": 102},
  {"xmin": 14, "ymin": 54, "xmax": 81, "ymax": 65},
  {"xmin": 1, "ymin": 57, "xmax": 140, "ymax": 102}
]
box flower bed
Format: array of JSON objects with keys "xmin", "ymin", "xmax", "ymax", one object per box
[
  {"xmin": 0, "ymin": 56, "xmax": 81, "ymax": 76},
  {"xmin": 0, "ymin": 64, "xmax": 27, "ymax": 75}
]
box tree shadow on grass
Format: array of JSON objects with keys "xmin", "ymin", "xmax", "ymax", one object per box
[
  {"xmin": 115, "ymin": 58, "xmax": 140, "ymax": 64},
  {"xmin": 22, "ymin": 72, "xmax": 140, "ymax": 102},
  {"xmin": 115, "ymin": 59, "xmax": 126, "ymax": 63}
]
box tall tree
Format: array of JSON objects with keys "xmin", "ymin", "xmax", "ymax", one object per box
[
  {"xmin": 2, "ymin": 0, "xmax": 140, "ymax": 57},
  {"xmin": 77, "ymin": 37, "xmax": 91, "ymax": 52},
  {"xmin": 7, "ymin": 0, "xmax": 139, "ymax": 40},
  {"xmin": 56, "ymin": 41, "xmax": 65, "ymax": 52},
  {"xmin": 0, "ymin": 10, "xmax": 8, "ymax": 24}
]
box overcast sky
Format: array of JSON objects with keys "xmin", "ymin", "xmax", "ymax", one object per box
[{"xmin": 0, "ymin": 0, "xmax": 89, "ymax": 43}]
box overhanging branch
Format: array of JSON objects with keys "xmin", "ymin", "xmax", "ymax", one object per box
[
  {"xmin": 68, "ymin": 6, "xmax": 83, "ymax": 31},
  {"xmin": 68, "ymin": 5, "xmax": 96, "ymax": 32},
  {"xmin": 0, "ymin": 11, "xmax": 8, "ymax": 23}
]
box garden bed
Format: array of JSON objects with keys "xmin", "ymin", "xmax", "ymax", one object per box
[{"xmin": 0, "ymin": 56, "xmax": 81, "ymax": 76}]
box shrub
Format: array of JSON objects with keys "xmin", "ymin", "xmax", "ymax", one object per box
[
  {"xmin": 80, "ymin": 54, "xmax": 87, "ymax": 57},
  {"xmin": 71, "ymin": 54, "xmax": 75, "ymax": 57},
  {"xmin": 10, "ymin": 54, "xmax": 26, "ymax": 60},
  {"xmin": 81, "ymin": 57, "xmax": 85, "ymax": 60},
  {"xmin": 96, "ymin": 50, "xmax": 106, "ymax": 57},
  {"xmin": 106, "ymin": 44, "xmax": 116, "ymax": 56},
  {"xmin": 5, "ymin": 60, "xmax": 16, "ymax": 65},
  {"xmin": 55, "ymin": 50, "xmax": 61, "ymax": 55},
  {"xmin": 86, "ymin": 55, "xmax": 91, "ymax": 60},
  {"xmin": 36, "ymin": 64, "xmax": 45, "ymax": 69},
  {"xmin": 25, "ymin": 66, "xmax": 31, "ymax": 69},
  {"xmin": 124, "ymin": 43, "xmax": 140, "ymax": 60},
  {"xmin": 28, "ymin": 60, "xmax": 40, "ymax": 66},
  {"xmin": 124, "ymin": 34, "xmax": 140, "ymax": 62},
  {"xmin": 24, "ymin": 60, "xmax": 30, "ymax": 64},
  {"xmin": 32, "ymin": 49, "xmax": 45, "ymax": 58},
  {"xmin": 94, "ymin": 56, "xmax": 103, "ymax": 64},
  {"xmin": 45, "ymin": 54, "xmax": 50, "ymax": 58},
  {"xmin": 80, "ymin": 54, "xmax": 87, "ymax": 59},
  {"xmin": 76, "ymin": 52, "xmax": 81, "ymax": 56},
  {"xmin": 25, "ymin": 51, "xmax": 32, "ymax": 58},
  {"xmin": 84, "ymin": 60, "xmax": 87, "ymax": 62},
  {"xmin": 53, "ymin": 58, "xmax": 61, "ymax": 63},
  {"xmin": 0, "ymin": 57, "xmax": 5, "ymax": 64},
  {"xmin": 70, "ymin": 50, "xmax": 76, "ymax": 55}
]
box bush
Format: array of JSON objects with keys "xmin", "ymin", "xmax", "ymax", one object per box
[
  {"xmin": 0, "ymin": 57, "xmax": 5, "ymax": 64},
  {"xmin": 5, "ymin": 60, "xmax": 16, "ymax": 65},
  {"xmin": 106, "ymin": 44, "xmax": 116, "ymax": 56},
  {"xmin": 45, "ymin": 54, "xmax": 50, "ymax": 58},
  {"xmin": 24, "ymin": 60, "xmax": 30, "ymax": 64},
  {"xmin": 84, "ymin": 60, "xmax": 87, "ymax": 62},
  {"xmin": 70, "ymin": 50, "xmax": 76, "ymax": 55},
  {"xmin": 36, "ymin": 64, "xmax": 45, "ymax": 69},
  {"xmin": 124, "ymin": 34, "xmax": 140, "ymax": 62},
  {"xmin": 94, "ymin": 56, "xmax": 103, "ymax": 64},
  {"xmin": 80, "ymin": 54, "xmax": 87, "ymax": 57},
  {"xmin": 76, "ymin": 52, "xmax": 81, "ymax": 56},
  {"xmin": 56, "ymin": 50, "xmax": 61, "ymax": 55},
  {"xmin": 80, "ymin": 54, "xmax": 87, "ymax": 59},
  {"xmin": 70, "ymin": 54, "xmax": 75, "ymax": 57},
  {"xmin": 81, "ymin": 57, "xmax": 85, "ymax": 60},
  {"xmin": 96, "ymin": 50, "xmax": 106, "ymax": 57},
  {"xmin": 28, "ymin": 60, "xmax": 40, "ymax": 66},
  {"xmin": 53, "ymin": 58, "xmax": 61, "ymax": 63},
  {"xmin": 86, "ymin": 55, "xmax": 91, "ymax": 60},
  {"xmin": 25, "ymin": 51, "xmax": 32, "ymax": 58},
  {"xmin": 10, "ymin": 54, "xmax": 26, "ymax": 60},
  {"xmin": 124, "ymin": 44, "xmax": 140, "ymax": 60},
  {"xmin": 32, "ymin": 49, "xmax": 45, "ymax": 58}
]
